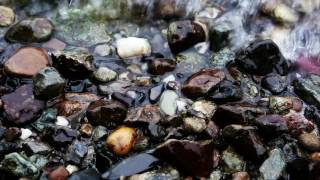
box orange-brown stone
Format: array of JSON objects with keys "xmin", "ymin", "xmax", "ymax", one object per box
[{"xmin": 4, "ymin": 47, "xmax": 49, "ymax": 77}]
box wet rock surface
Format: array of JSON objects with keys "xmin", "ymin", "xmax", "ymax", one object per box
[{"xmin": 0, "ymin": 1, "xmax": 319, "ymax": 179}]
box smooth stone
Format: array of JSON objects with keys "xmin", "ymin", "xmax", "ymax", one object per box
[
  {"xmin": 259, "ymin": 148, "xmax": 286, "ymax": 180},
  {"xmin": 51, "ymin": 49, "xmax": 94, "ymax": 79},
  {"xmin": 99, "ymin": 80, "xmax": 132, "ymax": 95},
  {"xmin": 5, "ymin": 18, "xmax": 53, "ymax": 44},
  {"xmin": 207, "ymin": 80, "xmax": 242, "ymax": 104},
  {"xmin": 2, "ymin": 84, "xmax": 45, "ymax": 125},
  {"xmin": 0, "ymin": 6, "xmax": 15, "ymax": 27},
  {"xmin": 181, "ymin": 69, "xmax": 225, "ymax": 99},
  {"xmin": 42, "ymin": 38, "xmax": 66, "ymax": 51},
  {"xmin": 19, "ymin": 128, "xmax": 32, "ymax": 140},
  {"xmin": 183, "ymin": 117, "xmax": 207, "ymax": 133},
  {"xmin": 116, "ymin": 37, "xmax": 151, "ymax": 59},
  {"xmin": 93, "ymin": 67, "xmax": 117, "ymax": 83},
  {"xmin": 159, "ymin": 90, "xmax": 179, "ymax": 116},
  {"xmin": 126, "ymin": 104, "xmax": 162, "ymax": 124},
  {"xmin": 106, "ymin": 127, "xmax": 137, "ymax": 156},
  {"xmin": 55, "ymin": 116, "xmax": 69, "ymax": 127},
  {"xmin": 94, "ymin": 44, "xmax": 111, "ymax": 56},
  {"xmin": 153, "ymin": 139, "xmax": 214, "ymax": 177},
  {"xmin": 102, "ymin": 153, "xmax": 159, "ymax": 179},
  {"xmin": 167, "ymin": 20, "xmax": 206, "ymax": 54},
  {"xmin": 294, "ymin": 74, "xmax": 320, "ymax": 108},
  {"xmin": 4, "ymin": 47, "xmax": 49, "ymax": 77},
  {"xmin": 86, "ymin": 99, "xmax": 127, "ymax": 126},
  {"xmin": 33, "ymin": 67, "xmax": 66, "ymax": 99},
  {"xmin": 191, "ymin": 100, "xmax": 217, "ymax": 119},
  {"xmin": 147, "ymin": 58, "xmax": 176, "ymax": 75},
  {"xmin": 298, "ymin": 132, "xmax": 320, "ymax": 152},
  {"xmin": 0, "ymin": 152, "xmax": 38, "ymax": 178},
  {"xmin": 149, "ymin": 84, "xmax": 164, "ymax": 103},
  {"xmin": 235, "ymin": 39, "xmax": 289, "ymax": 75}
]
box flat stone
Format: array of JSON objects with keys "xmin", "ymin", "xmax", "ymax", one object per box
[
  {"xmin": 2, "ymin": 84, "xmax": 45, "ymax": 125},
  {"xmin": 0, "ymin": 6, "xmax": 15, "ymax": 27},
  {"xmin": 259, "ymin": 148, "xmax": 286, "ymax": 180},
  {"xmin": 24, "ymin": 141, "xmax": 51, "ymax": 155},
  {"xmin": 159, "ymin": 90, "xmax": 179, "ymax": 116},
  {"xmin": 5, "ymin": 17, "xmax": 53, "ymax": 44},
  {"xmin": 116, "ymin": 37, "xmax": 151, "ymax": 59},
  {"xmin": 4, "ymin": 47, "xmax": 49, "ymax": 77}
]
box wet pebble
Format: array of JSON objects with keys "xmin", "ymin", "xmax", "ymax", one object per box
[
  {"xmin": 294, "ymin": 74, "xmax": 320, "ymax": 108},
  {"xmin": 235, "ymin": 39, "xmax": 289, "ymax": 75},
  {"xmin": 48, "ymin": 128, "xmax": 77, "ymax": 147},
  {"xmin": 222, "ymin": 147, "xmax": 245, "ymax": 173},
  {"xmin": 159, "ymin": 90, "xmax": 179, "ymax": 116},
  {"xmin": 86, "ymin": 99, "xmax": 127, "ymax": 126},
  {"xmin": 191, "ymin": 100, "xmax": 217, "ymax": 119},
  {"xmin": 93, "ymin": 67, "xmax": 117, "ymax": 83},
  {"xmin": 19, "ymin": 128, "xmax": 32, "ymax": 140},
  {"xmin": 182, "ymin": 68, "xmax": 225, "ymax": 99},
  {"xmin": 167, "ymin": 20, "xmax": 206, "ymax": 54},
  {"xmin": 33, "ymin": 67, "xmax": 66, "ymax": 99},
  {"xmin": 2, "ymin": 84, "xmax": 45, "ymax": 125},
  {"xmin": 66, "ymin": 141, "xmax": 88, "ymax": 165},
  {"xmin": 259, "ymin": 148, "xmax": 286, "ymax": 180},
  {"xmin": 254, "ymin": 115, "xmax": 288, "ymax": 136},
  {"xmin": 5, "ymin": 17, "xmax": 53, "ymax": 43},
  {"xmin": 4, "ymin": 47, "xmax": 49, "ymax": 77},
  {"xmin": 55, "ymin": 116, "xmax": 69, "ymax": 127},
  {"xmin": 48, "ymin": 166, "xmax": 69, "ymax": 180},
  {"xmin": 0, "ymin": 6, "xmax": 15, "ymax": 27},
  {"xmin": 126, "ymin": 104, "xmax": 162, "ymax": 124},
  {"xmin": 298, "ymin": 132, "xmax": 320, "ymax": 152},
  {"xmin": 183, "ymin": 117, "xmax": 207, "ymax": 133},
  {"xmin": 106, "ymin": 126, "xmax": 137, "ymax": 155},
  {"xmin": 207, "ymin": 80, "xmax": 242, "ymax": 104},
  {"xmin": 69, "ymin": 168, "xmax": 100, "ymax": 180},
  {"xmin": 24, "ymin": 141, "xmax": 50, "ymax": 155},
  {"xmin": 209, "ymin": 21, "xmax": 233, "ymax": 52},
  {"xmin": 149, "ymin": 84, "xmax": 164, "ymax": 103},
  {"xmin": 116, "ymin": 37, "xmax": 151, "ymax": 59},
  {"xmin": 147, "ymin": 58, "xmax": 176, "ymax": 75}
]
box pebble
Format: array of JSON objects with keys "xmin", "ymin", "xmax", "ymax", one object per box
[
  {"xmin": 19, "ymin": 128, "xmax": 32, "ymax": 140},
  {"xmin": 183, "ymin": 117, "xmax": 207, "ymax": 133},
  {"xmin": 261, "ymin": 73, "xmax": 286, "ymax": 94},
  {"xmin": 0, "ymin": 6, "xmax": 15, "ymax": 27},
  {"xmin": 294, "ymin": 74, "xmax": 320, "ymax": 108},
  {"xmin": 167, "ymin": 20, "xmax": 206, "ymax": 53},
  {"xmin": 4, "ymin": 47, "xmax": 49, "ymax": 77},
  {"xmin": 149, "ymin": 84, "xmax": 164, "ymax": 103},
  {"xmin": 298, "ymin": 132, "xmax": 320, "ymax": 152},
  {"xmin": 235, "ymin": 39, "xmax": 289, "ymax": 75},
  {"xmin": 106, "ymin": 127, "xmax": 137, "ymax": 155},
  {"xmin": 94, "ymin": 44, "xmax": 111, "ymax": 56},
  {"xmin": 5, "ymin": 17, "xmax": 53, "ymax": 43},
  {"xmin": 5, "ymin": 127, "xmax": 21, "ymax": 142},
  {"xmin": 42, "ymin": 38, "xmax": 66, "ymax": 51},
  {"xmin": 93, "ymin": 67, "xmax": 117, "ymax": 83},
  {"xmin": 191, "ymin": 100, "xmax": 217, "ymax": 119},
  {"xmin": 56, "ymin": 116, "xmax": 70, "ymax": 127},
  {"xmin": 182, "ymin": 68, "xmax": 225, "ymax": 99},
  {"xmin": 24, "ymin": 141, "xmax": 50, "ymax": 155},
  {"xmin": 33, "ymin": 67, "xmax": 66, "ymax": 99},
  {"xmin": 147, "ymin": 58, "xmax": 176, "ymax": 75},
  {"xmin": 116, "ymin": 37, "xmax": 151, "ymax": 58},
  {"xmin": 259, "ymin": 148, "xmax": 286, "ymax": 180},
  {"xmin": 209, "ymin": 21, "xmax": 233, "ymax": 52},
  {"xmin": 66, "ymin": 165, "xmax": 79, "ymax": 175},
  {"xmin": 80, "ymin": 123, "xmax": 93, "ymax": 137},
  {"xmin": 159, "ymin": 90, "xmax": 179, "ymax": 116},
  {"xmin": 2, "ymin": 84, "xmax": 45, "ymax": 125},
  {"xmin": 222, "ymin": 148, "xmax": 245, "ymax": 172}
]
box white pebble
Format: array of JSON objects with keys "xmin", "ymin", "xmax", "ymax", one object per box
[
  {"xmin": 20, "ymin": 128, "xmax": 32, "ymax": 140},
  {"xmin": 116, "ymin": 37, "xmax": 151, "ymax": 59},
  {"xmin": 66, "ymin": 164, "xmax": 79, "ymax": 175},
  {"xmin": 56, "ymin": 116, "xmax": 69, "ymax": 127},
  {"xmin": 162, "ymin": 74, "xmax": 176, "ymax": 84}
]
